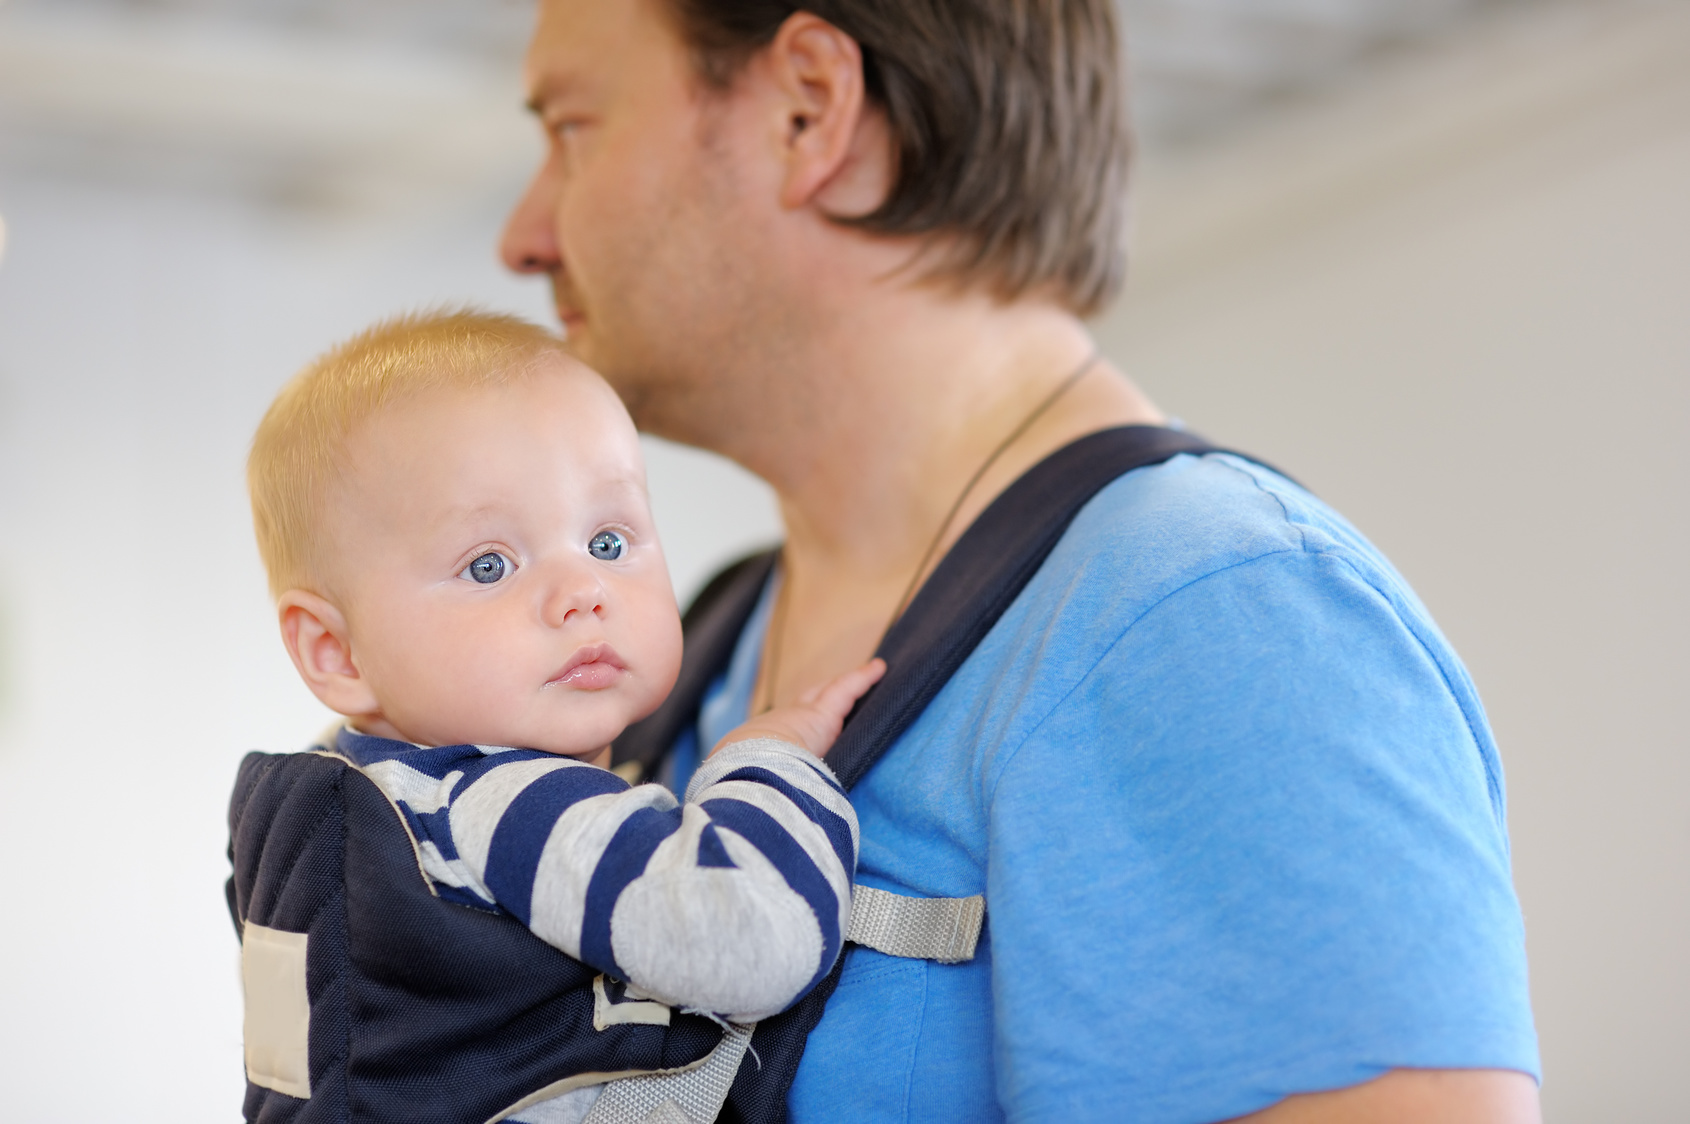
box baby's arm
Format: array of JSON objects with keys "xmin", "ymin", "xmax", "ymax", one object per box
[{"xmin": 429, "ymin": 660, "xmax": 882, "ymax": 1023}]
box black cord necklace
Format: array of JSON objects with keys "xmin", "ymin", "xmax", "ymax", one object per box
[{"xmin": 755, "ymin": 350, "xmax": 1101, "ymax": 714}]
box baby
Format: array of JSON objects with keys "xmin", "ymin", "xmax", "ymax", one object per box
[{"xmin": 235, "ymin": 310, "xmax": 878, "ymax": 1123}]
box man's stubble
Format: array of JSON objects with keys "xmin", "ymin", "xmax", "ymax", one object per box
[{"xmin": 561, "ymin": 110, "xmax": 809, "ymax": 463}]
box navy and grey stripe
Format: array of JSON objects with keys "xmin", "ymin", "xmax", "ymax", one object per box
[{"xmin": 335, "ymin": 727, "xmax": 857, "ymax": 1023}]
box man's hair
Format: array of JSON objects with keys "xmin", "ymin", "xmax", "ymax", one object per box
[
  {"xmin": 248, "ymin": 310, "xmax": 568, "ymax": 598},
  {"xmin": 667, "ymin": 0, "xmax": 1131, "ymax": 315}
]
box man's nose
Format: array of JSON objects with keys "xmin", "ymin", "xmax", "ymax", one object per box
[
  {"xmin": 540, "ymin": 562, "xmax": 607, "ymax": 628},
  {"xmin": 500, "ymin": 159, "xmax": 562, "ymax": 275}
]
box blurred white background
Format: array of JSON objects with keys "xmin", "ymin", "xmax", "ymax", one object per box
[{"xmin": 0, "ymin": 1, "xmax": 1685, "ymax": 1120}]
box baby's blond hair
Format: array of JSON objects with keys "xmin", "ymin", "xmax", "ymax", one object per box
[{"xmin": 249, "ymin": 309, "xmax": 569, "ymax": 598}]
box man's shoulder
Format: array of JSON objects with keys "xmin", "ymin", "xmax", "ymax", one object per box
[
  {"xmin": 996, "ymin": 450, "xmax": 1496, "ymax": 800},
  {"xmin": 1040, "ymin": 449, "xmax": 1393, "ymax": 624},
  {"xmin": 990, "ymin": 448, "xmax": 1471, "ymax": 721},
  {"xmin": 923, "ymin": 451, "xmax": 1403, "ymax": 739}
]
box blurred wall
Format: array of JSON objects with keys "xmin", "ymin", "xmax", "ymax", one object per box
[
  {"xmin": 1096, "ymin": 5, "xmax": 1690, "ymax": 1120},
  {"xmin": 0, "ymin": 18, "xmax": 778, "ymax": 1115},
  {"xmin": 0, "ymin": 1, "xmax": 1684, "ymax": 1120}
]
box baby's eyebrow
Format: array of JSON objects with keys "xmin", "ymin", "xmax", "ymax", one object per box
[
  {"xmin": 594, "ymin": 476, "xmax": 645, "ymax": 507},
  {"xmin": 436, "ymin": 500, "xmax": 508, "ymax": 526}
]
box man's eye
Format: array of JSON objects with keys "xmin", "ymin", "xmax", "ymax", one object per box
[
  {"xmin": 551, "ymin": 119, "xmax": 584, "ymax": 148},
  {"xmin": 588, "ymin": 531, "xmax": 625, "ymax": 561},
  {"xmin": 460, "ymin": 552, "xmax": 510, "ymax": 584}
]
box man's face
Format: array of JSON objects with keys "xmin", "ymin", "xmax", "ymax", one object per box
[{"xmin": 501, "ymin": 0, "xmax": 775, "ymax": 440}]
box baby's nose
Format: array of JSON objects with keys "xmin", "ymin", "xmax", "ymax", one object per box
[{"xmin": 540, "ymin": 567, "xmax": 607, "ymax": 627}]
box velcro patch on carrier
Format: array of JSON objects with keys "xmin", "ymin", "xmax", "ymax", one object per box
[{"xmin": 241, "ymin": 922, "xmax": 311, "ymax": 1099}]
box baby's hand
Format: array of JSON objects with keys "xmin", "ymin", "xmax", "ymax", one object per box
[{"xmin": 711, "ymin": 659, "xmax": 887, "ymax": 761}]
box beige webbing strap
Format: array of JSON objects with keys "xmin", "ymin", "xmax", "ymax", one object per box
[
  {"xmin": 582, "ymin": 1022, "xmax": 753, "ymax": 1124},
  {"xmin": 847, "ymin": 885, "xmax": 986, "ymax": 964}
]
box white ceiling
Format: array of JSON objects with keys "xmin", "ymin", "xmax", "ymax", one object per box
[
  {"xmin": 0, "ymin": 0, "xmax": 1536, "ymax": 208},
  {"xmin": 1122, "ymin": 0, "xmax": 1499, "ymax": 136}
]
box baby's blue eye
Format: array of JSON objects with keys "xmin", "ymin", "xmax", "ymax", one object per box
[
  {"xmin": 462, "ymin": 552, "xmax": 509, "ymax": 584},
  {"xmin": 588, "ymin": 530, "xmax": 625, "ymax": 561}
]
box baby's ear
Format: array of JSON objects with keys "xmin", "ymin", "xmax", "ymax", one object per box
[{"xmin": 277, "ymin": 590, "xmax": 379, "ymax": 718}]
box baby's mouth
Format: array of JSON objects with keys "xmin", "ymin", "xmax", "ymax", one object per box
[{"xmin": 546, "ymin": 643, "xmax": 627, "ymax": 691}]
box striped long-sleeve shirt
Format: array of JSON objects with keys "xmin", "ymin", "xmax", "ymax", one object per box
[{"xmin": 330, "ymin": 726, "xmax": 857, "ymax": 1023}]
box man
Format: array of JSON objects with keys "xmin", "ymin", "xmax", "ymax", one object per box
[{"xmin": 499, "ymin": 1, "xmax": 1541, "ymax": 1120}]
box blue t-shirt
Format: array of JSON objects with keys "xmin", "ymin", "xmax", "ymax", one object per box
[{"xmin": 682, "ymin": 452, "xmax": 1538, "ymax": 1123}]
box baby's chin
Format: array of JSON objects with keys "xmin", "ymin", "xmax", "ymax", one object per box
[
  {"xmin": 373, "ymin": 720, "xmax": 608, "ymax": 759},
  {"xmin": 521, "ymin": 739, "xmax": 614, "ymax": 761},
  {"xmin": 390, "ymin": 688, "xmax": 655, "ymax": 760},
  {"xmin": 435, "ymin": 722, "xmax": 617, "ymax": 759},
  {"xmin": 474, "ymin": 710, "xmax": 636, "ymax": 761}
]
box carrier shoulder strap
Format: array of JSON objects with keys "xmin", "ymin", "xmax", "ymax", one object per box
[
  {"xmin": 824, "ymin": 424, "xmax": 1261, "ymax": 789},
  {"xmin": 614, "ymin": 427, "xmax": 1261, "ymax": 790},
  {"xmin": 634, "ymin": 426, "xmax": 1269, "ymax": 1124}
]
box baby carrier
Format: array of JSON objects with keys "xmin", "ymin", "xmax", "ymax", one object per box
[
  {"xmin": 227, "ymin": 748, "xmax": 732, "ymax": 1124},
  {"xmin": 228, "ymin": 426, "xmax": 1250, "ymax": 1123}
]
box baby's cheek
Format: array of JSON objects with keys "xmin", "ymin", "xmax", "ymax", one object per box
[
  {"xmin": 639, "ymin": 596, "xmax": 685, "ymax": 691},
  {"xmin": 615, "ymin": 603, "xmax": 682, "ymax": 729},
  {"xmin": 386, "ymin": 627, "xmax": 514, "ymax": 742}
]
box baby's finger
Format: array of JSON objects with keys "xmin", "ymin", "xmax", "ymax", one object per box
[{"xmin": 809, "ymin": 658, "xmax": 886, "ymax": 719}]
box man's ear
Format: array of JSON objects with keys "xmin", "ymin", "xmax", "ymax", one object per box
[
  {"xmin": 764, "ymin": 13, "xmax": 894, "ymax": 217},
  {"xmin": 276, "ymin": 590, "xmax": 381, "ymax": 719}
]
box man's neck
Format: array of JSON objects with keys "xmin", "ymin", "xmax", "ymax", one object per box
[
  {"xmin": 642, "ymin": 275, "xmax": 1160, "ymax": 707},
  {"xmin": 718, "ymin": 289, "xmax": 1163, "ymax": 592}
]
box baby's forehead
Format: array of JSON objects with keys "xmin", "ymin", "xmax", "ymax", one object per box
[
  {"xmin": 381, "ymin": 359, "xmax": 633, "ymax": 442},
  {"xmin": 333, "ymin": 364, "xmax": 644, "ymax": 503}
]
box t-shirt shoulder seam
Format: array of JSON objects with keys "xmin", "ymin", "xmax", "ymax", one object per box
[
  {"xmin": 987, "ymin": 448, "xmax": 1337, "ymax": 792},
  {"xmin": 1179, "ymin": 460, "xmax": 1494, "ymax": 781},
  {"xmin": 1208, "ymin": 451, "xmax": 1313, "ymax": 554},
  {"xmin": 983, "ymin": 532, "xmax": 1506, "ymax": 828},
  {"xmin": 1321, "ymin": 550, "xmax": 1507, "ymax": 822}
]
